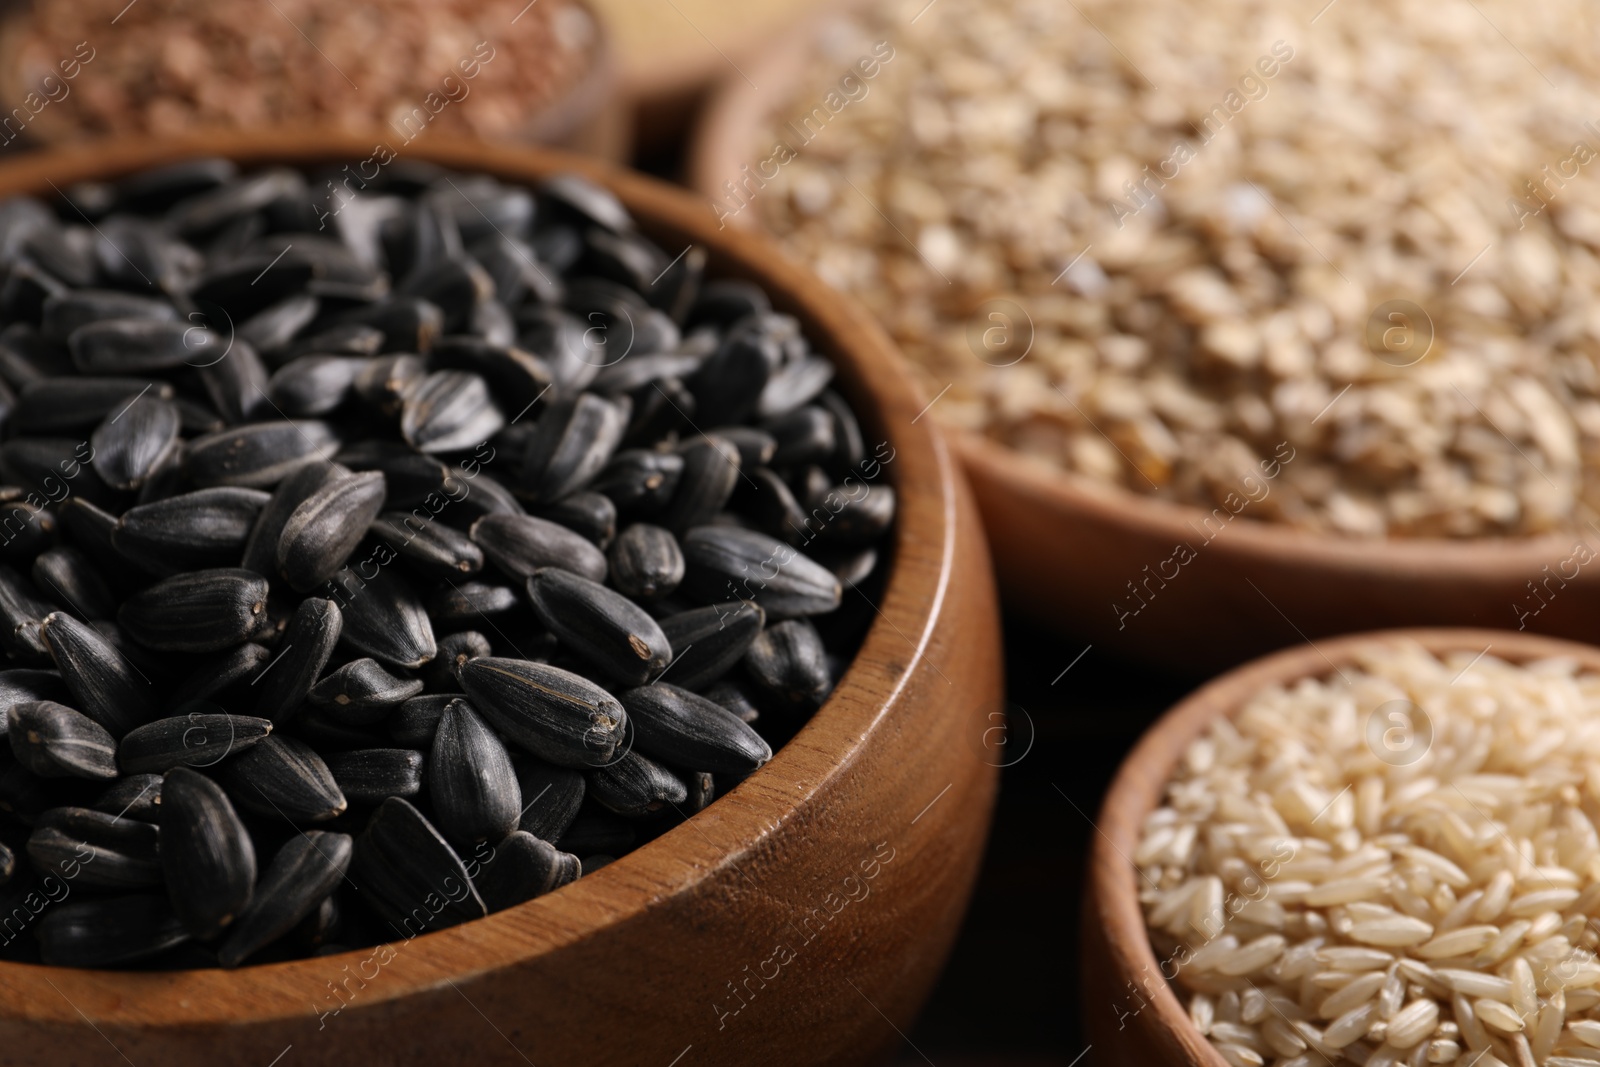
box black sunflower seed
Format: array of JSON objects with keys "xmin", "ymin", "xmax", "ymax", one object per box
[
  {"xmin": 658, "ymin": 435, "xmax": 741, "ymax": 533},
  {"xmin": 422, "ymin": 630, "xmax": 490, "ymax": 690},
  {"xmin": 427, "ymin": 580, "xmax": 519, "ymax": 625},
  {"xmin": 440, "ymin": 471, "xmax": 525, "ymax": 528},
  {"xmin": 349, "ymin": 796, "xmax": 486, "ymax": 934},
  {"xmin": 686, "ymin": 332, "xmax": 774, "ymax": 426},
  {"xmin": 0, "ymin": 566, "xmax": 56, "ymax": 660},
  {"xmin": 712, "ymin": 426, "xmax": 778, "ymax": 471},
  {"xmin": 31, "ymin": 806, "xmax": 162, "ymax": 888},
  {"xmin": 701, "ymin": 679, "xmax": 762, "ymax": 724},
  {"xmin": 90, "ymin": 392, "xmax": 180, "ymax": 491},
  {"xmin": 118, "ymin": 713, "xmax": 272, "ymax": 775},
  {"xmin": 530, "ymin": 491, "xmax": 616, "ymax": 548},
  {"xmin": 607, "ymin": 524, "xmax": 684, "ymax": 602},
  {"xmin": 0, "ymin": 438, "xmax": 112, "ymax": 509},
  {"xmin": 468, "ymin": 512, "xmax": 607, "ymax": 583},
  {"xmin": 518, "ymin": 393, "xmax": 628, "ymax": 503},
  {"xmin": 817, "ymin": 485, "xmax": 897, "ymax": 547},
  {"xmin": 587, "ymin": 750, "xmax": 687, "ymax": 815},
  {"xmin": 169, "ymin": 642, "xmax": 273, "ymax": 707},
  {"xmin": 32, "ymin": 546, "xmax": 117, "ymax": 621},
  {"xmin": 757, "ymin": 357, "xmax": 834, "ymax": 420},
  {"xmin": 265, "ymin": 356, "xmax": 366, "ymax": 417},
  {"xmin": 161, "ymin": 765, "xmax": 257, "ymax": 938},
  {"xmin": 458, "ymin": 657, "xmax": 626, "ymax": 769},
  {"xmin": 118, "ymin": 568, "xmax": 269, "ymax": 652},
  {"xmin": 682, "ymin": 769, "xmax": 715, "ymax": 813},
  {"xmin": 429, "ymin": 698, "xmax": 520, "ymax": 844},
  {"xmin": 679, "ymin": 526, "xmax": 841, "ymax": 619},
  {"xmin": 14, "ymin": 377, "xmax": 172, "ymax": 433},
  {"xmin": 387, "ymin": 694, "xmax": 453, "ymax": 749},
  {"xmin": 368, "ymin": 511, "xmax": 484, "ymax": 580},
  {"xmin": 526, "ymin": 569, "xmax": 671, "ymax": 686},
  {"xmin": 252, "ymin": 597, "xmax": 342, "ymax": 724},
  {"xmin": 218, "ymin": 735, "xmax": 346, "ymax": 823},
  {"xmin": 239, "ymin": 461, "xmax": 334, "ymax": 577},
  {"xmin": 401, "ymin": 371, "xmax": 504, "ymax": 454},
  {"xmin": 0, "ymin": 666, "xmax": 68, "ymax": 717},
  {"xmin": 8, "ymin": 700, "xmax": 118, "ymax": 779},
  {"xmin": 286, "ymin": 325, "xmax": 385, "ymax": 365},
  {"xmin": 654, "ymin": 602, "xmax": 765, "ymax": 692},
  {"xmin": 351, "ymin": 354, "xmax": 426, "ymax": 417},
  {"xmin": 41, "ymin": 612, "xmax": 154, "ymax": 737},
  {"xmin": 687, "ymin": 278, "xmax": 770, "ymax": 329},
  {"xmin": 427, "ymin": 336, "xmax": 553, "ymax": 418},
  {"xmin": 43, "ymin": 290, "xmax": 178, "ymax": 342},
  {"xmin": 91, "ymin": 772, "xmax": 162, "ymax": 821},
  {"xmin": 308, "ymin": 659, "xmax": 424, "ymax": 723},
  {"xmin": 510, "ymin": 755, "xmax": 586, "ymax": 842},
  {"xmin": 185, "ymin": 420, "xmax": 340, "ymax": 489},
  {"xmin": 617, "ymin": 684, "xmax": 771, "ymax": 774},
  {"xmin": 239, "ymin": 293, "xmax": 320, "ymax": 355},
  {"xmin": 326, "ymin": 566, "xmax": 435, "ymax": 669},
  {"xmin": 744, "ymin": 619, "xmax": 834, "ymax": 711},
  {"xmin": 112, "ymin": 487, "xmax": 270, "ymax": 575},
  {"xmin": 277, "ymin": 468, "xmax": 387, "ymax": 591},
  {"xmin": 322, "ymin": 748, "xmax": 425, "ymax": 806},
  {"xmin": 332, "ymin": 296, "xmax": 443, "ymax": 354},
  {"xmin": 218, "ymin": 830, "xmax": 352, "ymax": 967},
  {"xmin": 38, "ymin": 894, "xmax": 190, "ymax": 967},
  {"xmin": 472, "ymin": 831, "xmax": 577, "ymax": 912},
  {"xmin": 68, "ymin": 318, "xmax": 213, "ymax": 373},
  {"xmin": 165, "ymin": 168, "xmax": 304, "ymax": 236}
]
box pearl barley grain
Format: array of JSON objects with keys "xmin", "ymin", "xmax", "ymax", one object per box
[{"xmin": 754, "ymin": 0, "xmax": 1600, "ymax": 538}]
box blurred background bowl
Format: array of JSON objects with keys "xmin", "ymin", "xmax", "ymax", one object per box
[
  {"xmin": 0, "ymin": 0, "xmax": 630, "ymax": 159},
  {"xmin": 0, "ymin": 131, "xmax": 1001, "ymax": 1066},
  {"xmin": 687, "ymin": 19, "xmax": 1600, "ymax": 674}
]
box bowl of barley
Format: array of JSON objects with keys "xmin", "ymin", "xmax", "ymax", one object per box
[
  {"xmin": 690, "ymin": 0, "xmax": 1600, "ymax": 670},
  {"xmin": 1086, "ymin": 628, "xmax": 1600, "ymax": 1067}
]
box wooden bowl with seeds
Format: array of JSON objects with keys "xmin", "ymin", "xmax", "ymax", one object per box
[
  {"xmin": 1084, "ymin": 627, "xmax": 1600, "ymax": 1067},
  {"xmin": 0, "ymin": 132, "xmax": 1001, "ymax": 1066},
  {"xmin": 688, "ymin": 17, "xmax": 1600, "ymax": 674}
]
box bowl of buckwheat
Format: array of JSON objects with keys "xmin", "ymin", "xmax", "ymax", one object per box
[
  {"xmin": 691, "ymin": 0, "xmax": 1600, "ymax": 670},
  {"xmin": 0, "ymin": 0, "xmax": 627, "ymax": 158}
]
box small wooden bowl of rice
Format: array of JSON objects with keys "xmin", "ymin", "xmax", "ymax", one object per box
[{"xmin": 1086, "ymin": 629, "xmax": 1600, "ymax": 1067}]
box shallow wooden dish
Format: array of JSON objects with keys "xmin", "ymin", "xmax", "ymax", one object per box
[
  {"xmin": 688, "ymin": 26, "xmax": 1600, "ymax": 673},
  {"xmin": 0, "ymin": 132, "xmax": 1002, "ymax": 1066},
  {"xmin": 1081, "ymin": 627, "xmax": 1600, "ymax": 1066}
]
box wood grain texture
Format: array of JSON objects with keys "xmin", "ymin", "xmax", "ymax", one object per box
[
  {"xmin": 0, "ymin": 132, "xmax": 1002, "ymax": 1066},
  {"xmin": 688, "ymin": 29, "xmax": 1600, "ymax": 673},
  {"xmin": 1081, "ymin": 628, "xmax": 1600, "ymax": 1067}
]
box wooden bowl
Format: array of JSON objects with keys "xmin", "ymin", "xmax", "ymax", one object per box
[
  {"xmin": 0, "ymin": 0, "xmax": 630, "ymax": 162},
  {"xmin": 1081, "ymin": 627, "xmax": 1600, "ymax": 1067},
  {"xmin": 687, "ymin": 23, "xmax": 1600, "ymax": 674},
  {"xmin": 0, "ymin": 132, "xmax": 1002, "ymax": 1066}
]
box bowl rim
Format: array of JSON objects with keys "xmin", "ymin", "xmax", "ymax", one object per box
[
  {"xmin": 687, "ymin": 14, "xmax": 1593, "ymax": 578},
  {"xmin": 0, "ymin": 131, "xmax": 958, "ymax": 1024},
  {"xmin": 1088, "ymin": 626, "xmax": 1600, "ymax": 1067}
]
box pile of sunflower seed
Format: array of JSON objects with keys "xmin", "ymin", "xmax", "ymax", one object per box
[
  {"xmin": 754, "ymin": 0, "xmax": 1600, "ymax": 538},
  {"xmin": 0, "ymin": 157, "xmax": 893, "ymax": 969}
]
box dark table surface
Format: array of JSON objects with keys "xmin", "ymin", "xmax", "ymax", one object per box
[{"xmin": 893, "ymin": 609, "xmax": 1199, "ymax": 1067}]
